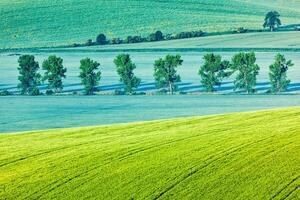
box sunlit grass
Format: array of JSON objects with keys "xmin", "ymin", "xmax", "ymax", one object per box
[{"xmin": 1, "ymin": 107, "xmax": 299, "ymax": 199}]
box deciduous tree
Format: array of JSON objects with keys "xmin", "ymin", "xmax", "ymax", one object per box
[
  {"xmin": 263, "ymin": 11, "xmax": 281, "ymax": 31},
  {"xmin": 231, "ymin": 52, "xmax": 260, "ymax": 94},
  {"xmin": 42, "ymin": 55, "xmax": 67, "ymax": 93},
  {"xmin": 199, "ymin": 53, "xmax": 231, "ymax": 92},
  {"xmin": 17, "ymin": 55, "xmax": 41, "ymax": 95},
  {"xmin": 114, "ymin": 54, "xmax": 141, "ymax": 94},
  {"xmin": 269, "ymin": 54, "xmax": 293, "ymax": 93},
  {"xmin": 79, "ymin": 58, "xmax": 101, "ymax": 95},
  {"xmin": 154, "ymin": 54, "xmax": 183, "ymax": 94}
]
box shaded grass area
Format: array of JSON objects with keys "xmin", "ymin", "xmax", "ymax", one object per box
[{"xmin": 0, "ymin": 107, "xmax": 300, "ymax": 199}]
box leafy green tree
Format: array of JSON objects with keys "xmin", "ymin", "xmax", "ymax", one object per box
[
  {"xmin": 79, "ymin": 58, "xmax": 101, "ymax": 95},
  {"xmin": 231, "ymin": 52, "xmax": 260, "ymax": 94},
  {"xmin": 263, "ymin": 11, "xmax": 281, "ymax": 31},
  {"xmin": 154, "ymin": 54, "xmax": 183, "ymax": 94},
  {"xmin": 269, "ymin": 54, "xmax": 293, "ymax": 93},
  {"xmin": 42, "ymin": 55, "xmax": 67, "ymax": 93},
  {"xmin": 17, "ymin": 55, "xmax": 41, "ymax": 95},
  {"xmin": 96, "ymin": 33, "xmax": 107, "ymax": 45},
  {"xmin": 199, "ymin": 53, "xmax": 231, "ymax": 92},
  {"xmin": 114, "ymin": 54, "xmax": 141, "ymax": 94}
]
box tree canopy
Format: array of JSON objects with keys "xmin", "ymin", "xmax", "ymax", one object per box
[
  {"xmin": 17, "ymin": 55, "xmax": 41, "ymax": 95},
  {"xmin": 114, "ymin": 54, "xmax": 141, "ymax": 94},
  {"xmin": 231, "ymin": 52, "xmax": 260, "ymax": 94},
  {"xmin": 199, "ymin": 53, "xmax": 231, "ymax": 92},
  {"xmin": 79, "ymin": 58, "xmax": 101, "ymax": 95},
  {"xmin": 42, "ymin": 55, "xmax": 67, "ymax": 93},
  {"xmin": 263, "ymin": 11, "xmax": 281, "ymax": 31},
  {"xmin": 96, "ymin": 33, "xmax": 107, "ymax": 45},
  {"xmin": 269, "ymin": 54, "xmax": 293, "ymax": 93},
  {"xmin": 154, "ymin": 55, "xmax": 183, "ymax": 94}
]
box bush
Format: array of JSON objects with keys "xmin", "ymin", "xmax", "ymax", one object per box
[
  {"xmin": 0, "ymin": 90, "xmax": 11, "ymax": 96},
  {"xmin": 165, "ymin": 34, "xmax": 175, "ymax": 40},
  {"xmin": 124, "ymin": 35, "xmax": 145, "ymax": 43},
  {"xmin": 71, "ymin": 43, "xmax": 80, "ymax": 47},
  {"xmin": 235, "ymin": 27, "xmax": 248, "ymax": 33},
  {"xmin": 96, "ymin": 33, "xmax": 107, "ymax": 45},
  {"xmin": 111, "ymin": 38, "xmax": 123, "ymax": 44},
  {"xmin": 45, "ymin": 90, "xmax": 54, "ymax": 95},
  {"xmin": 147, "ymin": 30, "xmax": 164, "ymax": 41},
  {"xmin": 174, "ymin": 30, "xmax": 204, "ymax": 39},
  {"xmin": 294, "ymin": 26, "xmax": 300, "ymax": 31},
  {"xmin": 85, "ymin": 39, "xmax": 94, "ymax": 46},
  {"xmin": 114, "ymin": 90, "xmax": 125, "ymax": 95}
]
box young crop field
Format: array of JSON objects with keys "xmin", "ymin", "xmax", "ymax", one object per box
[
  {"xmin": 1, "ymin": 0, "xmax": 300, "ymax": 48},
  {"xmin": 1, "ymin": 107, "xmax": 299, "ymax": 199}
]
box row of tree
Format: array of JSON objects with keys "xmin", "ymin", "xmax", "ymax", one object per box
[{"xmin": 13, "ymin": 52, "xmax": 293, "ymax": 96}]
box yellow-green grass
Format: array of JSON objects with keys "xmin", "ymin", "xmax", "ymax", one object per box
[
  {"xmin": 1, "ymin": 108, "xmax": 300, "ymax": 199},
  {"xmin": 1, "ymin": 0, "xmax": 300, "ymax": 49}
]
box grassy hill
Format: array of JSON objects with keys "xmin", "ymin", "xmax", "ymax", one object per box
[
  {"xmin": 1, "ymin": 0, "xmax": 300, "ymax": 49},
  {"xmin": 1, "ymin": 107, "xmax": 299, "ymax": 199}
]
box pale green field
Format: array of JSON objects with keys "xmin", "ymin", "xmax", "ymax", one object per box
[
  {"xmin": 1, "ymin": 0, "xmax": 300, "ymax": 49},
  {"xmin": 1, "ymin": 108, "xmax": 299, "ymax": 199},
  {"xmin": 59, "ymin": 31, "xmax": 300, "ymax": 51}
]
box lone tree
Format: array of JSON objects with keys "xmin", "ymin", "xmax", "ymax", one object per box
[
  {"xmin": 269, "ymin": 54, "xmax": 293, "ymax": 93},
  {"xmin": 263, "ymin": 11, "xmax": 281, "ymax": 31},
  {"xmin": 79, "ymin": 58, "xmax": 101, "ymax": 95},
  {"xmin": 42, "ymin": 55, "xmax": 67, "ymax": 93},
  {"xmin": 114, "ymin": 54, "xmax": 141, "ymax": 94},
  {"xmin": 199, "ymin": 53, "xmax": 231, "ymax": 92},
  {"xmin": 96, "ymin": 33, "xmax": 107, "ymax": 45},
  {"xmin": 17, "ymin": 55, "xmax": 41, "ymax": 95},
  {"xmin": 231, "ymin": 52, "xmax": 260, "ymax": 94},
  {"xmin": 154, "ymin": 54, "xmax": 183, "ymax": 94}
]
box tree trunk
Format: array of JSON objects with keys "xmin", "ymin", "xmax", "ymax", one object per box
[{"xmin": 169, "ymin": 82, "xmax": 173, "ymax": 94}]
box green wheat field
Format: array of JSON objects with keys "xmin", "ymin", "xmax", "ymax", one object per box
[{"xmin": 1, "ymin": 108, "xmax": 300, "ymax": 199}]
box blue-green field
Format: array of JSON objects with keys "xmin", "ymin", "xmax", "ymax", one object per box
[{"xmin": 1, "ymin": 95, "xmax": 300, "ymax": 133}]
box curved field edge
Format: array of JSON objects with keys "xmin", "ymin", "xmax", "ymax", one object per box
[{"xmin": 0, "ymin": 107, "xmax": 300, "ymax": 199}]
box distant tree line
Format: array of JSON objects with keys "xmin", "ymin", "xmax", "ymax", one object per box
[
  {"xmin": 0, "ymin": 52, "xmax": 294, "ymax": 96},
  {"xmin": 77, "ymin": 30, "xmax": 205, "ymax": 47}
]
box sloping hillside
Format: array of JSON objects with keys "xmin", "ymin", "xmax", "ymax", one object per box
[
  {"xmin": 1, "ymin": 108, "xmax": 299, "ymax": 199},
  {"xmin": 0, "ymin": 0, "xmax": 300, "ymax": 48}
]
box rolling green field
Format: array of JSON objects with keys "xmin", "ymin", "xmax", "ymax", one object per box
[
  {"xmin": 1, "ymin": 0, "xmax": 300, "ymax": 49},
  {"xmin": 1, "ymin": 108, "xmax": 299, "ymax": 199}
]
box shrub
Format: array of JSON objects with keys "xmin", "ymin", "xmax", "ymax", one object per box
[
  {"xmin": 111, "ymin": 38, "xmax": 123, "ymax": 44},
  {"xmin": 174, "ymin": 30, "xmax": 204, "ymax": 39},
  {"xmin": 96, "ymin": 33, "xmax": 107, "ymax": 45},
  {"xmin": 0, "ymin": 90, "xmax": 11, "ymax": 96},
  {"xmin": 147, "ymin": 31, "xmax": 164, "ymax": 41},
  {"xmin": 85, "ymin": 39, "xmax": 94, "ymax": 46},
  {"xmin": 45, "ymin": 90, "xmax": 54, "ymax": 95},
  {"xmin": 235, "ymin": 27, "xmax": 248, "ymax": 33}
]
